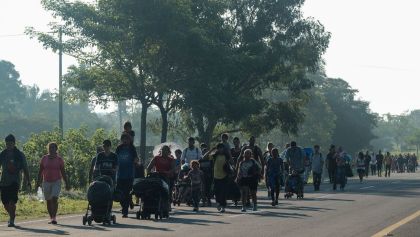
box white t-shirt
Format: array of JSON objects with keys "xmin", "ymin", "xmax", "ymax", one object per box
[
  {"xmin": 370, "ymin": 155, "xmax": 377, "ymax": 165},
  {"xmin": 181, "ymin": 147, "xmax": 203, "ymax": 165}
]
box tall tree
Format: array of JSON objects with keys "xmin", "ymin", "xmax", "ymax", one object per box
[
  {"xmin": 0, "ymin": 60, "xmax": 26, "ymax": 114},
  {"xmin": 31, "ymin": 0, "xmax": 330, "ymax": 148},
  {"xmin": 322, "ymin": 78, "xmax": 378, "ymax": 153}
]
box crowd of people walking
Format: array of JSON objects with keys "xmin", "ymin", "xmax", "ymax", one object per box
[{"xmin": 0, "ymin": 122, "xmax": 418, "ymax": 227}]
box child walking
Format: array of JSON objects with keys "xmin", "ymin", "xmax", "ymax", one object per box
[{"xmin": 187, "ymin": 160, "xmax": 204, "ymax": 212}]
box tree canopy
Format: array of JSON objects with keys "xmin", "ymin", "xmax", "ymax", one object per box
[{"xmin": 30, "ymin": 0, "xmax": 330, "ymax": 155}]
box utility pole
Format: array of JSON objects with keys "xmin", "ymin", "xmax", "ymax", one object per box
[{"xmin": 58, "ymin": 27, "xmax": 64, "ymax": 139}]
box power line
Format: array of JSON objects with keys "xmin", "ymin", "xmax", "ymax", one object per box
[{"xmin": 0, "ymin": 33, "xmax": 26, "ymax": 38}]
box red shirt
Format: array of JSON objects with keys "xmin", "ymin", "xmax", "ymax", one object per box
[
  {"xmin": 40, "ymin": 155, "xmax": 64, "ymax": 182},
  {"xmin": 154, "ymin": 155, "xmax": 174, "ymax": 177}
]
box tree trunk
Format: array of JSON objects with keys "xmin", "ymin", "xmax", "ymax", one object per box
[
  {"xmin": 139, "ymin": 101, "xmax": 148, "ymax": 164},
  {"xmin": 160, "ymin": 108, "xmax": 168, "ymax": 143},
  {"xmin": 201, "ymin": 119, "xmax": 217, "ymax": 147}
]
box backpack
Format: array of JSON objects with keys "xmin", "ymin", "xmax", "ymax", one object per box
[{"xmin": 183, "ymin": 147, "xmax": 200, "ymax": 162}]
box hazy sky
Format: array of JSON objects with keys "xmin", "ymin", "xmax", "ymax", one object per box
[{"xmin": 0, "ymin": 0, "xmax": 419, "ymax": 115}]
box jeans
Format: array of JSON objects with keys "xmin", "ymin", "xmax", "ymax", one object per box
[
  {"xmin": 370, "ymin": 165, "xmax": 376, "ymax": 176},
  {"xmin": 191, "ymin": 186, "xmax": 201, "ymax": 208},
  {"xmin": 377, "ymin": 164, "xmax": 383, "ymax": 177},
  {"xmin": 328, "ymin": 168, "xmax": 335, "ymax": 184},
  {"xmin": 364, "ymin": 164, "xmax": 369, "ymax": 177},
  {"xmin": 385, "ymin": 165, "xmax": 391, "ymax": 177},
  {"xmin": 214, "ymin": 177, "xmax": 228, "ymax": 207},
  {"xmin": 116, "ymin": 178, "xmax": 133, "ymax": 216},
  {"xmin": 333, "ymin": 167, "xmax": 346, "ymax": 190},
  {"xmin": 268, "ymin": 173, "xmax": 281, "ymax": 201},
  {"xmin": 304, "ymin": 166, "xmax": 311, "ymax": 183},
  {"xmin": 313, "ymin": 172, "xmax": 322, "ymax": 190}
]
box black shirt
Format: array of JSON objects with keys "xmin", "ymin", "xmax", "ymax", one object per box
[{"xmin": 93, "ymin": 152, "xmax": 118, "ymax": 178}]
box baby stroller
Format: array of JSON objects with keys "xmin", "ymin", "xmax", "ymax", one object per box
[
  {"xmin": 132, "ymin": 173, "xmax": 170, "ymax": 220},
  {"xmin": 83, "ymin": 175, "xmax": 116, "ymax": 226},
  {"xmin": 284, "ymin": 171, "xmax": 304, "ymax": 199},
  {"xmin": 173, "ymin": 164, "xmax": 192, "ymax": 206}
]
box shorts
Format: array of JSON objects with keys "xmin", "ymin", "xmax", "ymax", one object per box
[
  {"xmin": 42, "ymin": 180, "xmax": 62, "ymax": 200},
  {"xmin": 1, "ymin": 182, "xmax": 19, "ymax": 205},
  {"xmin": 239, "ymin": 177, "xmax": 259, "ymax": 191}
]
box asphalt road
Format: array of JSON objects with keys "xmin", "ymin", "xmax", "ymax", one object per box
[{"xmin": 1, "ymin": 171, "xmax": 419, "ymax": 237}]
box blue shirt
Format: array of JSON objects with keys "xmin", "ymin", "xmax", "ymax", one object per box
[
  {"xmin": 116, "ymin": 145, "xmax": 137, "ymax": 179},
  {"xmin": 266, "ymin": 156, "xmax": 283, "ymax": 177}
]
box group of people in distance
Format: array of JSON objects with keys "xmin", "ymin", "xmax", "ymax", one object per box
[
  {"xmin": 1, "ymin": 121, "xmax": 419, "ymax": 228},
  {"xmin": 354, "ymin": 150, "xmax": 418, "ymax": 183}
]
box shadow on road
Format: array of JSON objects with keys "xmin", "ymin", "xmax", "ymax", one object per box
[
  {"xmin": 56, "ymin": 223, "xmax": 107, "ymax": 231},
  {"xmin": 165, "ymin": 216, "xmax": 227, "ymax": 226},
  {"xmin": 172, "ymin": 209, "xmax": 222, "ymax": 217},
  {"xmin": 279, "ymin": 206, "xmax": 334, "ymax": 212},
  {"xmin": 15, "ymin": 226, "xmax": 70, "ymax": 235},
  {"xmin": 303, "ymin": 197, "xmax": 355, "ymax": 202},
  {"xmin": 250, "ymin": 211, "xmax": 310, "ymax": 219},
  {"xmin": 109, "ymin": 223, "xmax": 173, "ymax": 232}
]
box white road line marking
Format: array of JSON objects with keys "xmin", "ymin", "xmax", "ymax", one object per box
[
  {"xmin": 316, "ymin": 194, "xmax": 334, "ymax": 199},
  {"xmin": 0, "ymin": 214, "xmax": 82, "ymax": 227},
  {"xmin": 228, "ymin": 210, "xmax": 265, "ymax": 218},
  {"xmin": 360, "ymin": 186, "xmax": 375, "ymax": 190}
]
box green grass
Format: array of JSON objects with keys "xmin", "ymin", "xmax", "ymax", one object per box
[{"xmin": 0, "ymin": 191, "xmax": 88, "ymax": 222}]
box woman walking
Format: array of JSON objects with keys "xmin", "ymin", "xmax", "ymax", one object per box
[
  {"xmin": 356, "ymin": 152, "xmax": 365, "ymax": 183},
  {"xmin": 265, "ymin": 148, "xmax": 284, "ymax": 206},
  {"xmin": 236, "ymin": 149, "xmax": 261, "ymax": 212},
  {"xmin": 204, "ymin": 143, "xmax": 230, "ymax": 213},
  {"xmin": 116, "ymin": 133, "xmax": 139, "ymax": 218},
  {"xmin": 36, "ymin": 142, "xmax": 69, "ymax": 224}
]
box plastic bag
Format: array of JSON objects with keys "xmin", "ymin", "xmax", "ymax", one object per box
[{"xmin": 37, "ymin": 187, "xmax": 44, "ymax": 202}]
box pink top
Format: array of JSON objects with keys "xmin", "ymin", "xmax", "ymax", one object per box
[{"xmin": 40, "ymin": 155, "xmax": 64, "ymax": 182}]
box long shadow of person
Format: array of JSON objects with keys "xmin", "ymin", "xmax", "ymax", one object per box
[{"xmin": 14, "ymin": 226, "xmax": 70, "ymax": 235}]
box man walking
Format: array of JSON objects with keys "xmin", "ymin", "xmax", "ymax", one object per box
[
  {"xmin": 311, "ymin": 145, "xmax": 324, "ymax": 191},
  {"xmin": 182, "ymin": 137, "xmax": 203, "ymax": 165},
  {"xmin": 376, "ymin": 151, "xmax": 384, "ymax": 177},
  {"xmin": 326, "ymin": 145, "xmax": 337, "ymax": 184},
  {"xmin": 0, "ymin": 134, "xmax": 31, "ymax": 227}
]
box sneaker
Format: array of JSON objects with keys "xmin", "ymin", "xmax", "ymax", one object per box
[
  {"xmin": 275, "ymin": 199, "xmax": 279, "ymax": 206},
  {"xmin": 51, "ymin": 220, "xmax": 57, "ymax": 225},
  {"xmin": 241, "ymin": 207, "xmax": 246, "ymax": 212},
  {"xmin": 217, "ymin": 205, "xmax": 222, "ymax": 212},
  {"xmin": 193, "ymin": 207, "xmax": 199, "ymax": 212},
  {"xmin": 271, "ymin": 201, "xmax": 275, "ymax": 207},
  {"xmin": 122, "ymin": 214, "xmax": 128, "ymax": 218},
  {"xmin": 252, "ymin": 205, "xmax": 258, "ymax": 211},
  {"xmin": 220, "ymin": 207, "xmax": 225, "ymax": 213},
  {"xmin": 7, "ymin": 222, "xmax": 15, "ymax": 228}
]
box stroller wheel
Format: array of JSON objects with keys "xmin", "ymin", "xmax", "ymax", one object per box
[
  {"xmin": 87, "ymin": 216, "xmax": 93, "ymax": 226},
  {"xmin": 82, "ymin": 215, "xmax": 87, "ymax": 226}
]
